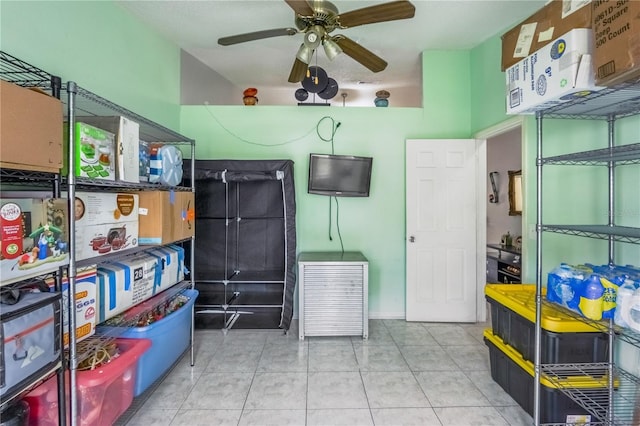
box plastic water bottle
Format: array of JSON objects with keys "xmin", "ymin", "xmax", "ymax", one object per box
[
  {"xmin": 547, "ymin": 263, "xmax": 588, "ymax": 311},
  {"xmin": 616, "ymin": 280, "xmax": 640, "ymax": 331},
  {"xmin": 579, "ymin": 274, "xmax": 604, "ymax": 320},
  {"xmin": 614, "ymin": 279, "xmax": 638, "ymax": 328},
  {"xmin": 547, "ymin": 264, "xmax": 574, "ymax": 305},
  {"xmin": 592, "ymin": 266, "xmax": 626, "ymax": 319},
  {"xmin": 601, "ymin": 274, "xmax": 623, "ymax": 319}
]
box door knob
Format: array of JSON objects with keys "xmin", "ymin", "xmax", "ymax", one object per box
[{"xmin": 409, "ymin": 236, "xmax": 415, "ymax": 243}]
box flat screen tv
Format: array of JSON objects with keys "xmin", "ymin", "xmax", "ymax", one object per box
[{"xmin": 308, "ymin": 153, "xmax": 373, "ymax": 197}]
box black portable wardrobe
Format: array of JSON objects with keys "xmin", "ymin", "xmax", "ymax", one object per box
[{"xmin": 187, "ymin": 159, "xmax": 296, "ymax": 331}]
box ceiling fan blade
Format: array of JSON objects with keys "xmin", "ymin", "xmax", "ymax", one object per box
[
  {"xmin": 288, "ymin": 58, "xmax": 308, "ymax": 83},
  {"xmin": 218, "ymin": 28, "xmax": 298, "ymax": 46},
  {"xmin": 337, "ymin": 0, "xmax": 415, "ymax": 28},
  {"xmin": 334, "ymin": 35, "xmax": 387, "ymax": 73},
  {"xmin": 284, "ymin": 0, "xmax": 315, "ymax": 17}
]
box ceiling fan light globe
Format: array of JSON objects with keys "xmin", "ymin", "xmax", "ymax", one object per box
[
  {"xmin": 304, "ymin": 30, "xmax": 322, "ymax": 49},
  {"xmin": 323, "ymin": 38, "xmax": 342, "ymax": 61},
  {"xmin": 296, "ymin": 44, "xmax": 314, "ymax": 64}
]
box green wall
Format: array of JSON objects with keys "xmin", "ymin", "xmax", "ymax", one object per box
[
  {"xmin": 470, "ymin": 35, "xmax": 509, "ymax": 134},
  {"xmin": 0, "ymin": 0, "xmax": 181, "ymax": 132},
  {"xmin": 422, "ymin": 50, "xmax": 471, "ymax": 137},
  {"xmin": 180, "ymin": 51, "xmax": 472, "ymax": 317}
]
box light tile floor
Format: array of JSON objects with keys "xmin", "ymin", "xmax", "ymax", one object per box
[{"xmin": 122, "ymin": 320, "xmax": 534, "ymax": 426}]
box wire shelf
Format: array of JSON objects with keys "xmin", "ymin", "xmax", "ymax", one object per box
[
  {"xmin": 0, "ymin": 168, "xmax": 58, "ymax": 186},
  {"xmin": 542, "ymin": 300, "xmax": 640, "ymax": 349},
  {"xmin": 66, "ymin": 85, "xmax": 194, "ymax": 144},
  {"xmin": 541, "ymin": 78, "xmax": 640, "ymax": 119},
  {"xmin": 0, "ymin": 51, "xmax": 57, "ymax": 91},
  {"xmin": 542, "ymin": 143, "xmax": 640, "ymax": 166},
  {"xmin": 541, "ymin": 364, "xmax": 640, "ymax": 425},
  {"xmin": 66, "ymin": 177, "xmax": 192, "ymax": 192},
  {"xmin": 542, "ymin": 225, "xmax": 640, "ymax": 245}
]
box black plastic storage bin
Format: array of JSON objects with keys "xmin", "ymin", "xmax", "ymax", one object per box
[
  {"xmin": 485, "ymin": 284, "xmax": 609, "ymax": 364},
  {"xmin": 484, "ymin": 329, "xmax": 606, "ymax": 424}
]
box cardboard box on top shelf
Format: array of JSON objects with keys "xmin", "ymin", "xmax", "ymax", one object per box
[
  {"xmin": 78, "ymin": 116, "xmax": 141, "ymax": 183},
  {"xmin": 501, "ymin": 0, "xmax": 592, "ymax": 71},
  {"xmin": 593, "ymin": 0, "xmax": 640, "ymax": 86},
  {"xmin": 137, "ymin": 191, "xmax": 195, "ymax": 245},
  {"xmin": 0, "ymin": 81, "xmax": 63, "ymax": 173},
  {"xmin": 73, "ymin": 191, "xmax": 139, "ymax": 261},
  {"xmin": 0, "ymin": 197, "xmax": 69, "ymax": 284},
  {"xmin": 505, "ymin": 28, "xmax": 603, "ymax": 115}
]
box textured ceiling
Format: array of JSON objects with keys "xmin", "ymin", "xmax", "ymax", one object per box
[{"xmin": 117, "ymin": 0, "xmax": 546, "ymax": 107}]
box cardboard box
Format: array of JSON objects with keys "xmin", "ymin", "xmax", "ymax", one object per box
[
  {"xmin": 501, "ymin": 0, "xmax": 592, "ymax": 71},
  {"xmin": 78, "ymin": 116, "xmax": 141, "ymax": 183},
  {"xmin": 138, "ymin": 191, "xmax": 195, "ymax": 245},
  {"xmin": 74, "ymin": 192, "xmax": 139, "ymax": 261},
  {"xmin": 506, "ymin": 29, "xmax": 603, "ymax": 115},
  {"xmin": 144, "ymin": 245, "xmax": 185, "ymax": 289},
  {"xmin": 46, "ymin": 266, "xmax": 97, "ymax": 347},
  {"xmin": 593, "ymin": 0, "xmax": 640, "ymax": 86},
  {"xmin": 0, "ymin": 198, "xmax": 69, "ymax": 284},
  {"xmin": 0, "ymin": 81, "xmax": 63, "ymax": 173},
  {"xmin": 70, "ymin": 122, "xmax": 117, "ymax": 181},
  {"xmin": 96, "ymin": 253, "xmax": 163, "ymax": 322}
]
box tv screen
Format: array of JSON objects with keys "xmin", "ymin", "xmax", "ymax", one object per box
[{"xmin": 308, "ymin": 153, "xmax": 373, "ymax": 197}]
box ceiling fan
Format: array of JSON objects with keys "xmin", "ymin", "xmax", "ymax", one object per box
[{"xmin": 218, "ymin": 0, "xmax": 416, "ymax": 83}]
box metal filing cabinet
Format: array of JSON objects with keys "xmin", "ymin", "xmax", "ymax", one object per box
[{"xmin": 298, "ymin": 251, "xmax": 368, "ymax": 340}]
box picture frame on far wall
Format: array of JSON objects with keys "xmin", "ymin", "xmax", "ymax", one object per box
[{"xmin": 508, "ymin": 170, "xmax": 522, "ymax": 216}]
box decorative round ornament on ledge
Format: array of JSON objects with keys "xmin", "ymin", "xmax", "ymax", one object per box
[
  {"xmin": 243, "ymin": 87, "xmax": 258, "ymax": 105},
  {"xmin": 374, "ymin": 90, "xmax": 390, "ymax": 107}
]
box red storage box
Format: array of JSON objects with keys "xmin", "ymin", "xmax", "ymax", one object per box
[{"xmin": 23, "ymin": 338, "xmax": 151, "ymax": 426}]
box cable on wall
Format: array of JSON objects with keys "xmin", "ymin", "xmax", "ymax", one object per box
[
  {"xmin": 315, "ymin": 116, "xmax": 344, "ymax": 249},
  {"xmin": 315, "ymin": 115, "xmax": 341, "ymax": 154},
  {"xmin": 327, "ymin": 196, "xmax": 346, "ymax": 254},
  {"xmin": 204, "ymin": 104, "xmax": 342, "ymax": 148}
]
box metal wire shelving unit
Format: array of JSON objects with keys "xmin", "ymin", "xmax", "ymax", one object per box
[
  {"xmin": 63, "ymin": 80, "xmax": 196, "ymax": 426},
  {"xmin": 0, "ymin": 50, "xmax": 67, "ymax": 423},
  {"xmin": 534, "ymin": 77, "xmax": 640, "ymax": 426},
  {"xmin": 1, "ymin": 50, "xmax": 197, "ymax": 426}
]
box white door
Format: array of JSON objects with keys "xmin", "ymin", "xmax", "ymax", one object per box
[{"xmin": 406, "ymin": 139, "xmax": 480, "ymax": 322}]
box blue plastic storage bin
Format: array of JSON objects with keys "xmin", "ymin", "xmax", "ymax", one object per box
[{"xmin": 117, "ymin": 288, "xmax": 197, "ymax": 396}]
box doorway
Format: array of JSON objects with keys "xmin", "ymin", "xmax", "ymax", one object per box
[{"xmin": 475, "ymin": 117, "xmax": 525, "ymax": 321}]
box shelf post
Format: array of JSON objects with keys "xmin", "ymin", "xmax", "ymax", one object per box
[
  {"xmin": 607, "ymin": 114, "xmax": 616, "ymax": 424},
  {"xmin": 190, "ymin": 141, "xmax": 196, "ymax": 367},
  {"xmin": 66, "ymin": 80, "xmax": 79, "ymax": 426},
  {"xmin": 534, "ymin": 111, "xmax": 544, "ymax": 426}
]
